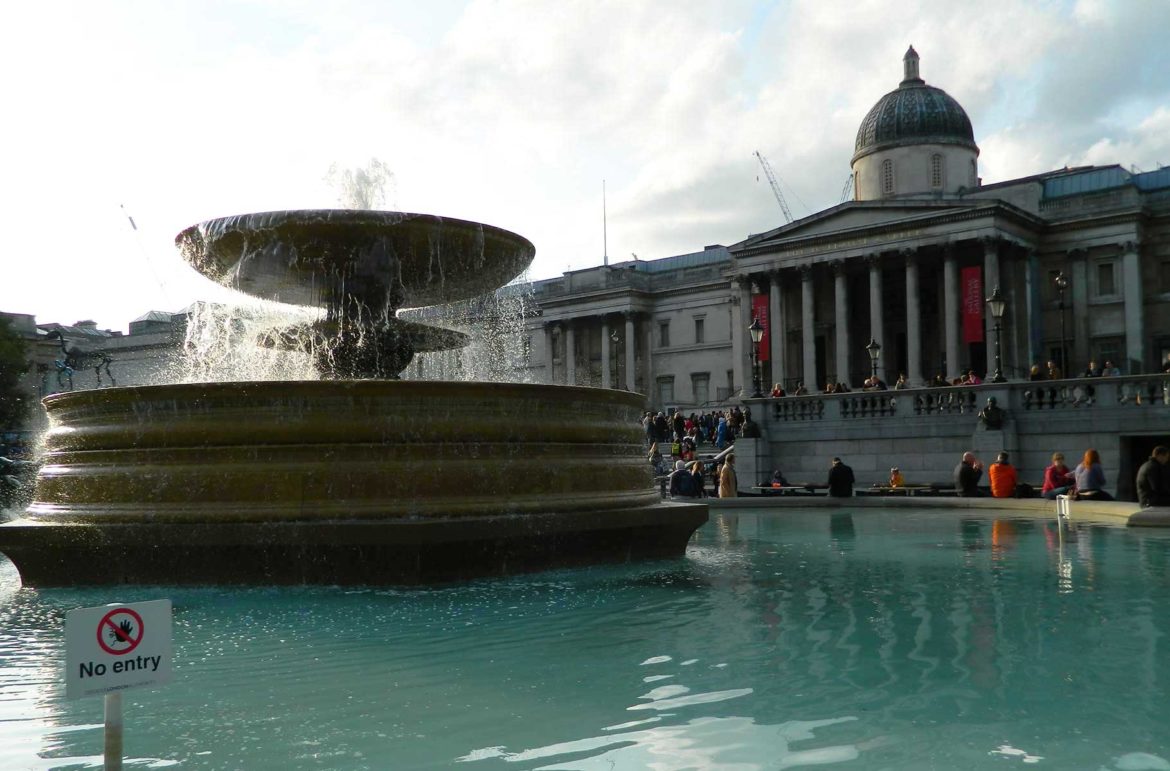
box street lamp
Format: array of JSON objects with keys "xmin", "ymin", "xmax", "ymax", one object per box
[
  {"xmin": 986, "ymin": 285, "xmax": 1007, "ymax": 383},
  {"xmin": 749, "ymin": 317, "xmax": 765, "ymax": 398},
  {"xmin": 1054, "ymin": 271, "xmax": 1069, "ymax": 373},
  {"xmin": 865, "ymin": 338, "xmax": 881, "ymax": 381}
]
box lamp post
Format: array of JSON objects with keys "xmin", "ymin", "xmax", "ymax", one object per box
[
  {"xmin": 749, "ymin": 317, "xmax": 764, "ymax": 398},
  {"xmin": 865, "ymin": 338, "xmax": 881, "ymax": 381},
  {"xmin": 986, "ymin": 285, "xmax": 1007, "ymax": 382},
  {"xmin": 1054, "ymin": 271, "xmax": 1069, "ymax": 373}
]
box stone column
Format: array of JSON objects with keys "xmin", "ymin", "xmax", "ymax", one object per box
[
  {"xmin": 600, "ymin": 316, "xmax": 611, "ymax": 389},
  {"xmin": 768, "ymin": 270, "xmax": 786, "ymax": 387},
  {"xmin": 1121, "ymin": 240, "xmax": 1144, "ymax": 373},
  {"xmin": 1024, "ymin": 250, "xmax": 1041, "ymax": 374},
  {"xmin": 733, "ymin": 276, "xmax": 752, "ymax": 398},
  {"xmin": 1070, "ymin": 249, "xmax": 1089, "ymax": 371},
  {"xmin": 867, "ymin": 254, "xmax": 885, "ymax": 381},
  {"xmin": 982, "ymin": 237, "xmax": 1001, "ymax": 376},
  {"xmin": 565, "ymin": 323, "xmax": 576, "ymax": 385},
  {"xmin": 943, "ymin": 246, "xmax": 960, "ymax": 379},
  {"xmin": 624, "ymin": 312, "xmax": 637, "ymax": 391},
  {"xmin": 904, "ymin": 250, "xmax": 922, "ymax": 385},
  {"xmin": 801, "ymin": 265, "xmax": 816, "ymax": 389},
  {"xmin": 642, "ymin": 315, "xmax": 654, "ymax": 399},
  {"xmin": 833, "ymin": 261, "xmax": 850, "ymax": 386},
  {"xmin": 543, "ymin": 323, "xmax": 556, "ymax": 384}
]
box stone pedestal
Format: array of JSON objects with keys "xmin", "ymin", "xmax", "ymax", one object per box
[{"xmin": 969, "ymin": 420, "xmax": 1018, "ymax": 461}]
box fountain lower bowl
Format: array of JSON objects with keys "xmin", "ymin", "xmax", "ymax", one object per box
[{"xmin": 0, "ymin": 381, "xmax": 706, "ymax": 585}]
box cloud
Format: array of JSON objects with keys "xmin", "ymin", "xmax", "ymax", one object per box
[{"xmin": 1, "ymin": 0, "xmax": 1168, "ymax": 330}]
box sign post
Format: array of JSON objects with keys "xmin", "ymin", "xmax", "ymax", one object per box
[{"xmin": 66, "ymin": 600, "xmax": 172, "ymax": 771}]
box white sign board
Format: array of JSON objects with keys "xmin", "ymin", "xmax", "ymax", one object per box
[{"xmin": 65, "ymin": 600, "xmax": 172, "ymax": 699}]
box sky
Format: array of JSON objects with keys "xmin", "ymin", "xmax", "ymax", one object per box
[{"xmin": 2, "ymin": 0, "xmax": 1169, "ymax": 332}]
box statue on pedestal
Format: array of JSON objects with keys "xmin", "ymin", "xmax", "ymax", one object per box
[{"xmin": 978, "ymin": 396, "xmax": 1006, "ymax": 430}]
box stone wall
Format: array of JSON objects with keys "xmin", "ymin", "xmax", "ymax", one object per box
[{"xmin": 746, "ymin": 375, "xmax": 1170, "ymax": 499}]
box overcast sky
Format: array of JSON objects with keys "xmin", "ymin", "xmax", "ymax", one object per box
[{"xmin": 2, "ymin": 0, "xmax": 1169, "ymax": 331}]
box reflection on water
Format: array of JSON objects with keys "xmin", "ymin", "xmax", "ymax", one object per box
[{"xmin": 2, "ymin": 509, "xmax": 1170, "ymax": 769}]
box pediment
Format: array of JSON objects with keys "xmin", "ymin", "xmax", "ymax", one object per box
[{"xmin": 733, "ymin": 200, "xmax": 986, "ymax": 253}]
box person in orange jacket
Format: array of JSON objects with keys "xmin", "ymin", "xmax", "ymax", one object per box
[{"xmin": 988, "ymin": 451, "xmax": 1018, "ymax": 498}]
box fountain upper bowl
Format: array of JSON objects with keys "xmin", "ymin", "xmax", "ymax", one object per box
[{"xmin": 176, "ymin": 210, "xmax": 536, "ymax": 308}]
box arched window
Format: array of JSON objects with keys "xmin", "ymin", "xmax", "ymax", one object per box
[
  {"xmin": 970, "ymin": 159, "xmax": 978, "ymax": 187},
  {"xmin": 853, "ymin": 171, "xmax": 859, "ymax": 200},
  {"xmin": 881, "ymin": 159, "xmax": 894, "ymax": 196},
  {"xmin": 930, "ymin": 154, "xmax": 943, "ymax": 189}
]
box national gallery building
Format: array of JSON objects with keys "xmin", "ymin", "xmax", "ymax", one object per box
[{"xmin": 520, "ymin": 47, "xmax": 1170, "ymax": 410}]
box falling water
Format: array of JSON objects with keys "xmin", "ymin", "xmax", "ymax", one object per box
[
  {"xmin": 404, "ymin": 273, "xmax": 537, "ymax": 383},
  {"xmin": 177, "ymin": 300, "xmax": 320, "ymax": 382}
]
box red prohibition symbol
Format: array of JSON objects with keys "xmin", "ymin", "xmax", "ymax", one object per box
[{"xmin": 97, "ymin": 607, "xmax": 145, "ymax": 656}]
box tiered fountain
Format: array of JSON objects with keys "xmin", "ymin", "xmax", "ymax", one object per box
[{"xmin": 0, "ymin": 210, "xmax": 707, "ymax": 585}]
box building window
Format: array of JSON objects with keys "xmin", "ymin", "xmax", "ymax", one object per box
[
  {"xmin": 694, "ymin": 317, "xmax": 705, "ymax": 344},
  {"xmin": 853, "ymin": 170, "xmax": 859, "ymax": 200},
  {"xmin": 1160, "ymin": 260, "xmax": 1170, "ymax": 292},
  {"xmin": 691, "ymin": 373, "xmax": 710, "ymax": 406},
  {"xmin": 1095, "ymin": 260, "xmax": 1118, "ymax": 298},
  {"xmin": 1094, "ymin": 337, "xmax": 1123, "ymax": 370},
  {"xmin": 656, "ymin": 376, "xmax": 675, "ymax": 407},
  {"xmin": 970, "ymin": 159, "xmax": 978, "ymax": 187},
  {"xmin": 658, "ymin": 321, "xmax": 670, "ymax": 348},
  {"xmin": 1048, "ymin": 344, "xmax": 1067, "ymax": 373},
  {"xmin": 727, "ymin": 368, "xmax": 735, "ymax": 393},
  {"xmin": 930, "ymin": 154, "xmax": 943, "ymax": 189},
  {"xmin": 881, "ymin": 159, "xmax": 894, "ymax": 195}
]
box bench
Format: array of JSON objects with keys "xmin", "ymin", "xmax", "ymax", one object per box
[{"xmin": 750, "ymin": 484, "xmax": 827, "ymax": 496}]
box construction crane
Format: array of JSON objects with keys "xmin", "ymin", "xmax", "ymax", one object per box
[
  {"xmin": 753, "ymin": 150, "xmax": 793, "ymax": 224},
  {"xmin": 840, "ymin": 173, "xmax": 854, "ymax": 203}
]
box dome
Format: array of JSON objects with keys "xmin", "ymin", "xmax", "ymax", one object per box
[{"xmin": 852, "ymin": 46, "xmax": 977, "ymax": 164}]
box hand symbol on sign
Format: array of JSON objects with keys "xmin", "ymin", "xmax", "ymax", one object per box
[{"xmin": 108, "ymin": 619, "xmax": 134, "ymax": 644}]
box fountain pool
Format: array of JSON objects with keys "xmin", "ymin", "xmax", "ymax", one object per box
[{"xmin": 3, "ymin": 507, "xmax": 1170, "ymax": 770}]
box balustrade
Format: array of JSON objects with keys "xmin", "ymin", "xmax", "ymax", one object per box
[{"xmin": 758, "ymin": 375, "xmax": 1170, "ymax": 422}]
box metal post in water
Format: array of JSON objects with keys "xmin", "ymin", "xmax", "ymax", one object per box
[{"xmin": 104, "ymin": 692, "xmax": 123, "ymax": 771}]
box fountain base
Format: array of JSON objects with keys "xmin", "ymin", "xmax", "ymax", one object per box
[
  {"xmin": 0, "ymin": 503, "xmax": 707, "ymax": 585},
  {"xmin": 0, "ymin": 380, "xmax": 708, "ymax": 586}
]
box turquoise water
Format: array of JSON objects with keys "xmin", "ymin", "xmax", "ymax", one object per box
[{"xmin": 3, "ymin": 509, "xmax": 1170, "ymax": 770}]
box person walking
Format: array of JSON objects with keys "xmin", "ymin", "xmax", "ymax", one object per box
[
  {"xmin": 718, "ymin": 454, "xmax": 738, "ymax": 498},
  {"xmin": 715, "ymin": 416, "xmax": 729, "ymax": 450},
  {"xmin": 827, "ymin": 457, "xmax": 855, "ymax": 497},
  {"xmin": 1074, "ymin": 448, "xmax": 1112, "ymax": 500},
  {"xmin": 954, "ymin": 452, "xmax": 984, "ymax": 497},
  {"xmin": 1136, "ymin": 446, "xmax": 1170, "ymax": 508},
  {"xmin": 988, "ymin": 452, "xmax": 1018, "ymax": 498},
  {"xmin": 1041, "ymin": 452, "xmax": 1075, "ymax": 499}
]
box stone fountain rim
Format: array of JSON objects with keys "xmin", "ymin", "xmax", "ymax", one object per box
[
  {"xmin": 174, "ymin": 208, "xmax": 535, "ymax": 242},
  {"xmin": 41, "ymin": 380, "xmax": 646, "ymax": 409}
]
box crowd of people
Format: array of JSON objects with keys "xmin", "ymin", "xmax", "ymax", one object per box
[
  {"xmin": 643, "ymin": 408, "xmax": 749, "ymax": 501},
  {"xmin": 642, "ymin": 407, "xmax": 748, "ymax": 463}
]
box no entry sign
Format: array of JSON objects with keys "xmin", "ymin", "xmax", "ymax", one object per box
[{"xmin": 66, "ymin": 600, "xmax": 172, "ymax": 700}]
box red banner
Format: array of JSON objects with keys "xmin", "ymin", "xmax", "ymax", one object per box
[
  {"xmin": 751, "ymin": 293, "xmax": 770, "ymax": 361},
  {"xmin": 961, "ymin": 267, "xmax": 984, "ymax": 343}
]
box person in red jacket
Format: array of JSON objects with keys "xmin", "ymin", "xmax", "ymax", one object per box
[
  {"xmin": 1041, "ymin": 452, "xmax": 1075, "ymax": 499},
  {"xmin": 988, "ymin": 452, "xmax": 1018, "ymax": 498}
]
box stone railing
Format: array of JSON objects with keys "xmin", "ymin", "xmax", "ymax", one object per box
[
  {"xmin": 534, "ymin": 269, "xmax": 652, "ymax": 300},
  {"xmin": 759, "ymin": 375, "xmax": 1170, "ymax": 422},
  {"xmin": 1021, "ymin": 377, "xmax": 1170, "ymax": 410}
]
